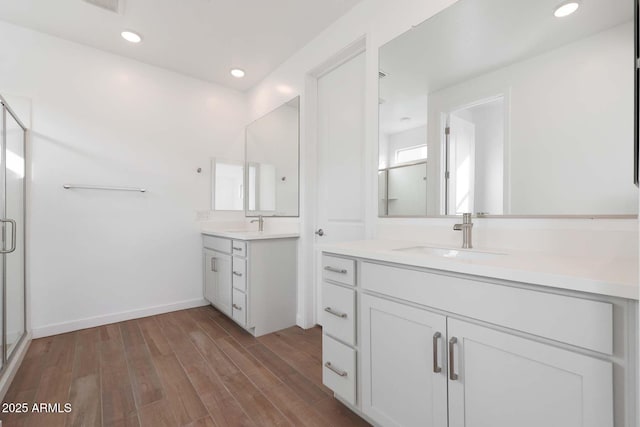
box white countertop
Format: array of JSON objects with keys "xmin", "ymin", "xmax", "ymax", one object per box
[
  {"xmin": 202, "ymin": 229, "xmax": 300, "ymax": 241},
  {"xmin": 321, "ymin": 239, "xmax": 639, "ymax": 300}
]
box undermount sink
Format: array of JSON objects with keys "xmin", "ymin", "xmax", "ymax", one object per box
[{"xmin": 393, "ymin": 246, "xmax": 506, "ymax": 260}]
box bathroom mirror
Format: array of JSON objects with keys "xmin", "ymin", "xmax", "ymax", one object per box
[
  {"xmin": 378, "ymin": 0, "xmax": 638, "ymax": 217},
  {"xmin": 246, "ymin": 96, "xmax": 300, "ymax": 217},
  {"xmin": 211, "ymin": 158, "xmax": 244, "ymax": 211}
]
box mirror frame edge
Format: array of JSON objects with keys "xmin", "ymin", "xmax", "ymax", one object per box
[{"xmin": 244, "ymin": 95, "xmax": 301, "ymax": 218}]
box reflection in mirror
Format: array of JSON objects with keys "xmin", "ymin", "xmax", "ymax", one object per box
[
  {"xmin": 246, "ymin": 96, "xmax": 300, "ymax": 217},
  {"xmin": 211, "ymin": 158, "xmax": 244, "ymax": 211},
  {"xmin": 379, "ymin": 0, "xmax": 638, "ymax": 217}
]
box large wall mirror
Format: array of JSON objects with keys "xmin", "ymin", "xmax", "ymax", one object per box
[
  {"xmin": 246, "ymin": 96, "xmax": 300, "ymax": 217},
  {"xmin": 379, "ymin": 0, "xmax": 638, "ymax": 217}
]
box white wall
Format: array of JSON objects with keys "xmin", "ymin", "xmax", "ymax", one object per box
[
  {"xmin": 0, "ymin": 21, "xmax": 248, "ymax": 337},
  {"xmin": 246, "ymin": 0, "xmax": 637, "ymax": 326},
  {"xmin": 465, "ymin": 99, "xmax": 504, "ymax": 215}
]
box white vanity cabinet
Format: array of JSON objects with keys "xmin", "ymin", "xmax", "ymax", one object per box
[
  {"xmin": 203, "ymin": 233, "xmax": 298, "ymax": 336},
  {"xmin": 321, "ymin": 252, "xmax": 636, "ymax": 427}
]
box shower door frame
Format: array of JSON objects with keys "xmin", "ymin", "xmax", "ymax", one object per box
[{"xmin": 0, "ymin": 94, "xmax": 28, "ymax": 373}]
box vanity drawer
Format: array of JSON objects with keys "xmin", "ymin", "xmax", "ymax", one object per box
[
  {"xmin": 232, "ymin": 240, "xmax": 247, "ymax": 257},
  {"xmin": 323, "ymin": 334, "xmax": 356, "ymax": 406},
  {"xmin": 361, "ymin": 262, "xmax": 613, "ymax": 355},
  {"xmin": 322, "ymin": 282, "xmax": 356, "ymax": 345},
  {"xmin": 322, "ymin": 254, "xmax": 356, "ymax": 286},
  {"xmin": 232, "ymin": 289, "xmax": 246, "ymax": 326},
  {"xmin": 203, "ymin": 235, "xmax": 231, "ymax": 253},
  {"xmin": 232, "ymin": 257, "xmax": 247, "ymax": 292}
]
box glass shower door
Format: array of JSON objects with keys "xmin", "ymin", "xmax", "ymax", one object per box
[{"xmin": 2, "ymin": 101, "xmax": 26, "ymax": 360}]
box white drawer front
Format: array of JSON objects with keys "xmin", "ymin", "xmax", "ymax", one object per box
[
  {"xmin": 322, "ymin": 255, "xmax": 355, "ymax": 286},
  {"xmin": 323, "ymin": 334, "xmax": 356, "ymax": 405},
  {"xmin": 232, "ymin": 257, "xmax": 247, "ymax": 292},
  {"xmin": 203, "ymin": 235, "xmax": 231, "ymax": 253},
  {"xmin": 232, "ymin": 240, "xmax": 247, "ymax": 257},
  {"xmin": 322, "ymin": 282, "xmax": 356, "ymax": 345},
  {"xmin": 361, "ymin": 262, "xmax": 613, "ymax": 355},
  {"xmin": 232, "ymin": 288, "xmax": 246, "ymax": 326}
]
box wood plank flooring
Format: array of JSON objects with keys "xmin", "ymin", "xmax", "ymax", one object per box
[{"xmin": 1, "ymin": 306, "xmax": 370, "ymax": 427}]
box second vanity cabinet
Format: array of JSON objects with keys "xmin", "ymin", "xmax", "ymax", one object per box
[
  {"xmin": 203, "ymin": 233, "xmax": 298, "ymax": 336},
  {"xmin": 321, "ymin": 253, "xmax": 636, "ymax": 427}
]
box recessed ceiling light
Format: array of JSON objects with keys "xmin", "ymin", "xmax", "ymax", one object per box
[
  {"xmin": 554, "ymin": 1, "xmax": 580, "ymax": 18},
  {"xmin": 121, "ymin": 30, "xmax": 142, "ymax": 43},
  {"xmin": 230, "ymin": 68, "xmax": 246, "ymax": 78}
]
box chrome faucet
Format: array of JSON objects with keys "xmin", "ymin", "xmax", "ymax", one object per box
[
  {"xmin": 250, "ymin": 215, "xmax": 264, "ymax": 232},
  {"xmin": 453, "ymin": 213, "xmax": 473, "ymax": 249}
]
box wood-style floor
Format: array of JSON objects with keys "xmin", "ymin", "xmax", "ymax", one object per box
[{"xmin": 1, "ymin": 306, "xmax": 370, "ymax": 427}]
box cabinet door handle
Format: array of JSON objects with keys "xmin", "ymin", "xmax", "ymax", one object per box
[
  {"xmin": 448, "ymin": 337, "xmax": 458, "ymax": 381},
  {"xmin": 233, "ymin": 246, "xmax": 243, "ymax": 251},
  {"xmin": 433, "ymin": 332, "xmax": 442, "ymax": 373},
  {"xmin": 324, "ymin": 266, "xmax": 347, "ymax": 274},
  {"xmin": 210, "ymin": 257, "xmax": 217, "ymax": 272},
  {"xmin": 232, "ymin": 304, "xmax": 242, "ymax": 311},
  {"xmin": 233, "ymin": 271, "xmax": 243, "ymax": 277},
  {"xmin": 324, "ymin": 362, "xmax": 347, "ymax": 377},
  {"xmin": 324, "ymin": 307, "xmax": 347, "ymax": 319}
]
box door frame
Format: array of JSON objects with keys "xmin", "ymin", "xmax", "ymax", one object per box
[
  {"xmin": 299, "ymin": 36, "xmax": 369, "ymax": 328},
  {"xmin": 440, "ymin": 93, "xmax": 510, "ymax": 215}
]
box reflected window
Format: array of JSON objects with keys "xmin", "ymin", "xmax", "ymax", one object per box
[{"xmin": 395, "ymin": 144, "xmax": 427, "ymax": 164}]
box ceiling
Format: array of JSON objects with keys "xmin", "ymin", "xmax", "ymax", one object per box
[
  {"xmin": 0, "ymin": 0, "xmax": 362, "ymax": 91},
  {"xmin": 379, "ymin": 0, "xmax": 634, "ymax": 135}
]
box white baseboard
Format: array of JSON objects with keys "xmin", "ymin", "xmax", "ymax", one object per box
[
  {"xmin": 0, "ymin": 331, "xmax": 31, "ymax": 402},
  {"xmin": 32, "ymin": 298, "xmax": 210, "ymax": 338}
]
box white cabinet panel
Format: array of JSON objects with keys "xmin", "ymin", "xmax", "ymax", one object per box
[
  {"xmin": 361, "ymin": 262, "xmax": 613, "ymax": 355},
  {"xmin": 232, "ymin": 257, "xmax": 247, "ymax": 292},
  {"xmin": 323, "ymin": 334, "xmax": 357, "ymax": 405},
  {"xmin": 232, "ymin": 288, "xmax": 246, "ymax": 326},
  {"xmin": 203, "ymin": 235, "xmax": 232, "ymax": 253},
  {"xmin": 361, "ymin": 294, "xmax": 448, "ymax": 427},
  {"xmin": 214, "ymin": 253, "xmax": 232, "ymax": 317},
  {"xmin": 203, "ymin": 249, "xmax": 217, "ymax": 304},
  {"xmin": 322, "ymin": 255, "xmax": 356, "ymax": 286},
  {"xmin": 322, "ymin": 282, "xmax": 356, "ymax": 345},
  {"xmin": 232, "ymin": 240, "xmax": 247, "ymax": 257},
  {"xmin": 447, "ymin": 318, "xmax": 613, "ymax": 427}
]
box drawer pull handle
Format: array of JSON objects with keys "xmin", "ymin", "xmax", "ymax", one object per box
[
  {"xmin": 233, "ymin": 246, "xmax": 243, "ymax": 251},
  {"xmin": 324, "ymin": 307, "xmax": 347, "ymax": 319},
  {"xmin": 324, "ymin": 266, "xmax": 347, "ymax": 274},
  {"xmin": 232, "ymin": 304, "xmax": 242, "ymax": 311},
  {"xmin": 449, "ymin": 337, "xmax": 458, "ymax": 381},
  {"xmin": 324, "ymin": 362, "xmax": 347, "ymax": 377},
  {"xmin": 233, "ymin": 271, "xmax": 243, "ymax": 277},
  {"xmin": 433, "ymin": 332, "xmax": 442, "ymax": 373}
]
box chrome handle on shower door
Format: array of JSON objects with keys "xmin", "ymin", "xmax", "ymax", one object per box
[{"xmin": 0, "ymin": 219, "xmax": 16, "ymax": 254}]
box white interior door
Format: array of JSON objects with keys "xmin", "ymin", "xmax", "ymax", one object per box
[
  {"xmin": 314, "ymin": 52, "xmax": 366, "ymax": 323},
  {"xmin": 447, "ymin": 114, "xmax": 476, "ymax": 215}
]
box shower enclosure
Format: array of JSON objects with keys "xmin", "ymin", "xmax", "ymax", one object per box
[{"xmin": 0, "ymin": 95, "xmax": 27, "ymax": 372}]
